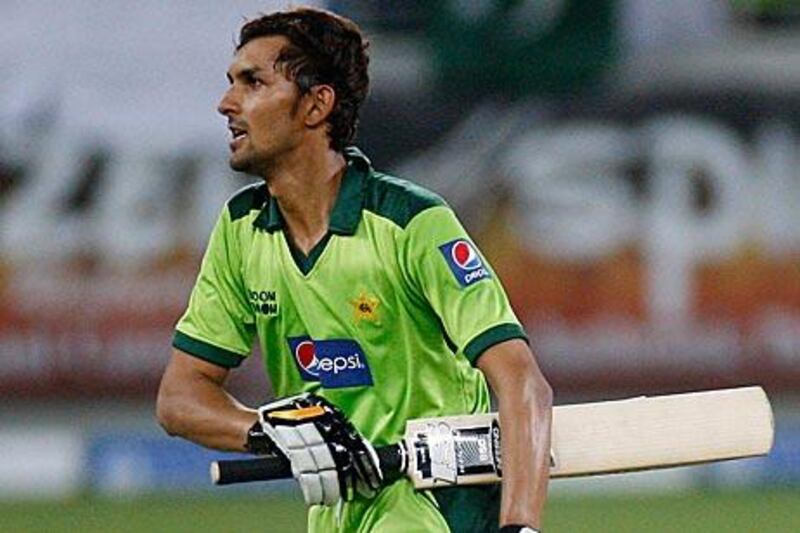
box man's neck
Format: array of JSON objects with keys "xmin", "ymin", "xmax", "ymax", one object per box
[{"xmin": 266, "ymin": 145, "xmax": 347, "ymax": 256}]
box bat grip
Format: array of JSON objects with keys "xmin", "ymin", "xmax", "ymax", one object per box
[{"xmin": 211, "ymin": 444, "xmax": 403, "ymax": 485}]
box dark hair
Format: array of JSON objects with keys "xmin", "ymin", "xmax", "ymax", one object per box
[{"xmin": 238, "ymin": 8, "xmax": 370, "ymax": 152}]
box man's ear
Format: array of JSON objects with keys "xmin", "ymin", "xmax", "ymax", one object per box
[{"xmin": 304, "ymin": 85, "xmax": 336, "ymax": 128}]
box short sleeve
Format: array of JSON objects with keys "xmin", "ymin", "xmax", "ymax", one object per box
[
  {"xmin": 401, "ymin": 205, "xmax": 527, "ymax": 365},
  {"xmin": 173, "ymin": 207, "xmax": 255, "ymax": 367}
]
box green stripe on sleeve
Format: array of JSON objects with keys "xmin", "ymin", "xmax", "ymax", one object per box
[
  {"xmin": 463, "ymin": 323, "xmax": 529, "ymax": 365},
  {"xmin": 173, "ymin": 330, "xmax": 246, "ymax": 368}
]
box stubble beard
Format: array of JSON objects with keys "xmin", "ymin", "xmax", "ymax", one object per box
[
  {"xmin": 229, "ymin": 143, "xmax": 270, "ymax": 178},
  {"xmin": 229, "ymin": 151, "xmax": 252, "ymax": 174},
  {"xmin": 229, "ymin": 147, "xmax": 283, "ymax": 182}
]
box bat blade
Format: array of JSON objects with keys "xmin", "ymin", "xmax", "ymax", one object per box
[{"xmin": 550, "ymin": 385, "xmax": 773, "ymax": 477}]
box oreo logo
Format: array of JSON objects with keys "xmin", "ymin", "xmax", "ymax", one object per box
[{"xmin": 439, "ymin": 239, "xmax": 492, "ymax": 287}]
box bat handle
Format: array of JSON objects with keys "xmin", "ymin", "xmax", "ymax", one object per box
[{"xmin": 210, "ymin": 444, "xmax": 404, "ymax": 485}]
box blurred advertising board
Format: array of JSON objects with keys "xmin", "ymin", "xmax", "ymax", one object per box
[
  {"xmin": 484, "ymin": 94, "xmax": 800, "ymax": 395},
  {"xmin": 0, "ymin": 269, "xmax": 267, "ymax": 399},
  {"xmin": 0, "ymin": 273, "xmax": 187, "ymax": 398}
]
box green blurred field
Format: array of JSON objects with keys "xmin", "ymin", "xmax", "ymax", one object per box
[{"xmin": 3, "ymin": 489, "xmax": 798, "ymax": 532}]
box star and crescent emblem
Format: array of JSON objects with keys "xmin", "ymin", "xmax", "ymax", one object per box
[{"xmin": 350, "ymin": 291, "xmax": 380, "ymax": 324}]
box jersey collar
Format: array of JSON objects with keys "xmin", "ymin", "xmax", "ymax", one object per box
[{"xmin": 254, "ymin": 146, "xmax": 371, "ymax": 235}]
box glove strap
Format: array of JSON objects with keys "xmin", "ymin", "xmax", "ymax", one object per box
[{"xmin": 245, "ymin": 420, "xmax": 277, "ymax": 455}]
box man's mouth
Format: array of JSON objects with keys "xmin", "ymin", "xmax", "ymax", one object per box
[
  {"xmin": 229, "ymin": 125, "xmax": 248, "ymax": 150},
  {"xmin": 229, "ymin": 125, "xmax": 247, "ymax": 140}
]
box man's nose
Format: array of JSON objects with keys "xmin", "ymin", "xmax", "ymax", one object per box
[{"xmin": 217, "ymin": 87, "xmax": 238, "ymax": 117}]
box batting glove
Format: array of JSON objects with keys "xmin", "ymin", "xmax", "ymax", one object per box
[{"xmin": 256, "ymin": 393, "xmax": 383, "ymax": 506}]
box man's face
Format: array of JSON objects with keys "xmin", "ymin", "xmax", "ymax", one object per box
[{"xmin": 218, "ymin": 36, "xmax": 304, "ymax": 175}]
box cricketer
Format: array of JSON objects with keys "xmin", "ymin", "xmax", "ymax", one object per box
[{"xmin": 156, "ymin": 7, "xmax": 552, "ymax": 532}]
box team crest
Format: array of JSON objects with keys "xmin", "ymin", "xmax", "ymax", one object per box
[{"xmin": 350, "ymin": 291, "xmax": 381, "ymax": 324}]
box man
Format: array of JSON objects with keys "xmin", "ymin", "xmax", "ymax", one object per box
[{"xmin": 156, "ymin": 7, "xmax": 552, "ymax": 532}]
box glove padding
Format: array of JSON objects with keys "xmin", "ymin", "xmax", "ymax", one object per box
[{"xmin": 257, "ymin": 393, "xmax": 382, "ymax": 506}]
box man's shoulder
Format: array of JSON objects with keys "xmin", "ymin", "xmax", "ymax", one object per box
[
  {"xmin": 227, "ymin": 182, "xmax": 268, "ymax": 222},
  {"xmin": 362, "ymin": 171, "xmax": 447, "ymax": 229}
]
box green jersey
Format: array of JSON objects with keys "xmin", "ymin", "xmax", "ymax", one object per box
[{"xmin": 173, "ymin": 147, "xmax": 526, "ymax": 447}]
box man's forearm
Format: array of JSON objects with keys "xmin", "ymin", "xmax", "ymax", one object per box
[
  {"xmin": 156, "ymin": 351, "xmax": 258, "ymax": 451},
  {"xmin": 477, "ymin": 340, "xmax": 553, "ymax": 529},
  {"xmin": 496, "ymin": 378, "xmax": 552, "ymax": 527}
]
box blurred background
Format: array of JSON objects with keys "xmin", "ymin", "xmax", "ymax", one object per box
[{"xmin": 1, "ymin": 0, "xmax": 799, "ymax": 531}]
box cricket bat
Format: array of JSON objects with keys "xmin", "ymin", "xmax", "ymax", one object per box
[{"xmin": 210, "ymin": 386, "xmax": 774, "ymax": 488}]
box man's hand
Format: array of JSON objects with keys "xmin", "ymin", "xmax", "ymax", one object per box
[{"xmin": 254, "ymin": 393, "xmax": 382, "ymax": 506}]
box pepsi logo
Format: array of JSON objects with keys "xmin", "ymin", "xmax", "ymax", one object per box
[
  {"xmin": 294, "ymin": 340, "xmax": 319, "ymax": 377},
  {"xmin": 450, "ymin": 240, "xmax": 482, "ymax": 270},
  {"xmin": 287, "ymin": 337, "xmax": 374, "ymax": 388},
  {"xmin": 439, "ymin": 238, "xmax": 493, "ymax": 287}
]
